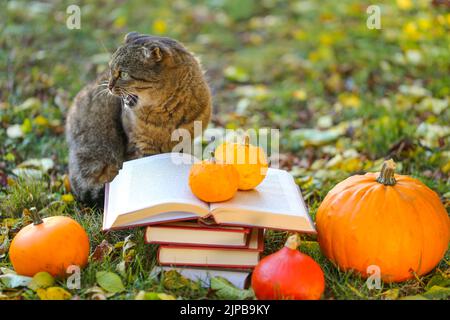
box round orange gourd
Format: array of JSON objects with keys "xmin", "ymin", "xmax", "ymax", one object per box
[
  {"xmin": 189, "ymin": 153, "xmax": 239, "ymax": 202},
  {"xmin": 316, "ymin": 159, "xmax": 450, "ymax": 283},
  {"xmin": 9, "ymin": 209, "xmax": 90, "ymax": 277},
  {"xmin": 251, "ymin": 234, "xmax": 325, "ymax": 300},
  {"xmin": 215, "ymin": 136, "xmax": 268, "ymax": 190}
]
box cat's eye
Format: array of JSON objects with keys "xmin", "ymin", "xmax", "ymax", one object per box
[{"xmin": 120, "ymin": 72, "xmax": 130, "ymax": 80}]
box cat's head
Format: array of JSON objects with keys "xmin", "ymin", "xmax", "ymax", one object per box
[{"xmin": 107, "ymin": 32, "xmax": 190, "ymax": 108}]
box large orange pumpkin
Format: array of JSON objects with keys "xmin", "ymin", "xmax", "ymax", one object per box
[
  {"xmin": 188, "ymin": 152, "xmax": 239, "ymax": 202},
  {"xmin": 316, "ymin": 159, "xmax": 450, "ymax": 282},
  {"xmin": 9, "ymin": 208, "xmax": 90, "ymax": 277},
  {"xmin": 215, "ymin": 136, "xmax": 268, "ymax": 190}
]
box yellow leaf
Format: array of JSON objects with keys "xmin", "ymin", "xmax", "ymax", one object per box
[
  {"xmin": 37, "ymin": 287, "xmax": 72, "ymax": 300},
  {"xmin": 396, "ymin": 0, "xmax": 413, "ymax": 10},
  {"xmin": 7, "ymin": 177, "xmax": 16, "ymax": 186},
  {"xmin": 339, "ymin": 93, "xmax": 361, "ymax": 109},
  {"xmin": 153, "ymin": 19, "xmax": 167, "ymax": 34},
  {"xmin": 61, "ymin": 194, "xmax": 74, "ymax": 203},
  {"xmin": 418, "ymin": 17, "xmax": 431, "ymax": 31},
  {"xmin": 292, "ymin": 29, "xmax": 307, "ymax": 41},
  {"xmin": 382, "ymin": 288, "xmax": 400, "ymax": 300},
  {"xmin": 114, "ymin": 16, "xmax": 127, "ymax": 29},
  {"xmin": 33, "ymin": 115, "xmax": 49, "ymax": 127},
  {"xmin": 341, "ymin": 158, "xmax": 361, "ymax": 172},
  {"xmin": 442, "ymin": 161, "xmax": 450, "ymax": 174},
  {"xmin": 28, "ymin": 272, "xmax": 55, "ymax": 291},
  {"xmin": 292, "ymin": 89, "xmax": 307, "ymax": 101},
  {"xmin": 402, "ymin": 22, "xmax": 420, "ymax": 40},
  {"xmin": 319, "ymin": 33, "xmax": 333, "ymax": 46},
  {"xmin": 21, "ymin": 119, "xmax": 32, "ymax": 134},
  {"xmin": 157, "ymin": 293, "xmax": 176, "ymax": 300}
]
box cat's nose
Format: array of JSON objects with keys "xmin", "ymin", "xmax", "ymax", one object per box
[{"xmin": 108, "ymin": 79, "xmax": 116, "ymax": 91}]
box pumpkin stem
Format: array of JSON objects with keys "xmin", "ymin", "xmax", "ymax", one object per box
[
  {"xmin": 376, "ymin": 159, "xmax": 397, "ymax": 186},
  {"xmin": 29, "ymin": 207, "xmax": 43, "ymax": 225},
  {"xmin": 285, "ymin": 233, "xmax": 301, "ymax": 250},
  {"xmin": 244, "ymin": 134, "xmax": 250, "ymax": 146},
  {"xmin": 209, "ymin": 150, "xmax": 216, "ymax": 164}
]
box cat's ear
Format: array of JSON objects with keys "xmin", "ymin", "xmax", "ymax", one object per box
[
  {"xmin": 124, "ymin": 31, "xmax": 140, "ymax": 44},
  {"xmin": 141, "ymin": 45, "xmax": 163, "ymax": 62}
]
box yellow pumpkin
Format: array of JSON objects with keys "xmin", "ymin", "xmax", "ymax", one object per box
[
  {"xmin": 316, "ymin": 159, "xmax": 450, "ymax": 282},
  {"xmin": 215, "ymin": 136, "xmax": 268, "ymax": 190},
  {"xmin": 188, "ymin": 153, "xmax": 239, "ymax": 202}
]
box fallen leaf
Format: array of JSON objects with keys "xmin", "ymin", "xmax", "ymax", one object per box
[
  {"xmin": 28, "ymin": 272, "xmax": 55, "ymax": 291},
  {"xmin": 33, "ymin": 115, "xmax": 49, "ymax": 127},
  {"xmin": 425, "ymin": 273, "xmax": 450, "ymax": 290},
  {"xmin": 85, "ymin": 285, "xmax": 115, "ymax": 300},
  {"xmin": 400, "ymin": 295, "xmax": 428, "ymax": 300},
  {"xmin": 37, "ymin": 287, "xmax": 72, "ymax": 300},
  {"xmin": 162, "ymin": 270, "xmax": 200, "ymax": 291},
  {"xmin": 20, "ymin": 118, "xmax": 32, "ymax": 134},
  {"xmin": 381, "ymin": 288, "xmax": 399, "ymax": 300},
  {"xmin": 0, "ymin": 267, "xmax": 16, "ymax": 275},
  {"xmin": 115, "ymin": 235, "xmax": 136, "ymax": 276},
  {"xmin": 6, "ymin": 124, "xmax": 23, "ymax": 139},
  {"xmin": 0, "ymin": 274, "xmax": 32, "ymax": 288},
  {"xmin": 153, "ymin": 19, "xmax": 167, "ymax": 34},
  {"xmin": 61, "ymin": 193, "xmax": 74, "ymax": 203},
  {"xmin": 135, "ymin": 291, "xmax": 176, "ymax": 300},
  {"xmin": 96, "ymin": 271, "xmax": 125, "ymax": 293},
  {"xmin": 11, "ymin": 168, "xmax": 43, "ymax": 179},
  {"xmin": 224, "ymin": 66, "xmax": 250, "ymax": 83},
  {"xmin": 90, "ymin": 240, "xmax": 114, "ymax": 262},
  {"xmin": 0, "ymin": 234, "xmax": 9, "ymax": 256},
  {"xmin": 422, "ymin": 286, "xmax": 450, "ymax": 300},
  {"xmin": 17, "ymin": 158, "xmax": 54, "ymax": 173},
  {"xmin": 122, "ymin": 234, "xmax": 136, "ymax": 255},
  {"xmin": 157, "ymin": 293, "xmax": 176, "ymax": 300},
  {"xmin": 210, "ymin": 276, "xmax": 254, "ymax": 300},
  {"xmin": 290, "ymin": 128, "xmax": 342, "ymax": 148},
  {"xmin": 14, "ymin": 98, "xmax": 40, "ymax": 112}
]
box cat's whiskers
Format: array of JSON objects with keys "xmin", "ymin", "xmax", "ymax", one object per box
[
  {"xmin": 120, "ymin": 87, "xmax": 139, "ymax": 105},
  {"xmin": 92, "ymin": 88, "xmax": 109, "ymax": 101}
]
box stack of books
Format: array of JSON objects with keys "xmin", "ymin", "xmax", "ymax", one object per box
[
  {"xmin": 102, "ymin": 153, "xmax": 315, "ymax": 288},
  {"xmin": 146, "ymin": 222, "xmax": 263, "ymax": 287}
]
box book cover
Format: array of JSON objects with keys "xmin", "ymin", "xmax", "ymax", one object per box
[
  {"xmin": 145, "ymin": 221, "xmax": 252, "ymax": 248},
  {"xmin": 157, "ymin": 228, "xmax": 264, "ymax": 269}
]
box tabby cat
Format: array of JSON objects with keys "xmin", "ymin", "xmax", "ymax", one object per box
[{"xmin": 66, "ymin": 32, "xmax": 211, "ymax": 205}]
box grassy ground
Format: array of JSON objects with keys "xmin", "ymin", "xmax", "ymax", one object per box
[{"xmin": 1, "ymin": 0, "xmax": 449, "ymax": 300}]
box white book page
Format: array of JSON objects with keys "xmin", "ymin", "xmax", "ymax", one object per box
[
  {"xmin": 106, "ymin": 153, "xmax": 208, "ymax": 219},
  {"xmin": 210, "ymin": 168, "xmax": 308, "ymax": 218}
]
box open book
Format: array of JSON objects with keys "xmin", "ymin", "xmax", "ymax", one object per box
[{"xmin": 103, "ymin": 153, "xmax": 315, "ymax": 233}]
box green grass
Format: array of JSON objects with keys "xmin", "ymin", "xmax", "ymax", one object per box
[{"xmin": 1, "ymin": 0, "xmax": 449, "ymax": 300}]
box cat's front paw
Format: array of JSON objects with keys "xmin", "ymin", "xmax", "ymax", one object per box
[{"xmin": 96, "ymin": 163, "xmax": 120, "ymax": 184}]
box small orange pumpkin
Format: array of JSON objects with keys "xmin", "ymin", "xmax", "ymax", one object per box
[
  {"xmin": 252, "ymin": 234, "xmax": 325, "ymax": 300},
  {"xmin": 215, "ymin": 135, "xmax": 268, "ymax": 190},
  {"xmin": 189, "ymin": 152, "xmax": 239, "ymax": 202},
  {"xmin": 9, "ymin": 208, "xmax": 90, "ymax": 277},
  {"xmin": 316, "ymin": 159, "xmax": 450, "ymax": 283}
]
